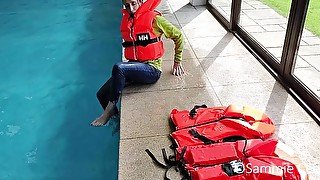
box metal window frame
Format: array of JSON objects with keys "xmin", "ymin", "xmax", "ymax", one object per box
[
  {"xmin": 206, "ymin": 0, "xmax": 320, "ymax": 123},
  {"xmin": 282, "ymin": 0, "xmax": 320, "ymax": 123}
]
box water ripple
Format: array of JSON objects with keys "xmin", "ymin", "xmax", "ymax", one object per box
[
  {"xmin": 25, "ymin": 148, "xmax": 38, "ymax": 164},
  {"xmin": 5, "ymin": 125, "xmax": 21, "ymax": 137},
  {"xmin": 24, "ymin": 96, "xmax": 33, "ymax": 100}
]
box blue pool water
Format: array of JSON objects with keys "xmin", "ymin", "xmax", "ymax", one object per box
[{"xmin": 0, "ymin": 0, "xmax": 122, "ymax": 179}]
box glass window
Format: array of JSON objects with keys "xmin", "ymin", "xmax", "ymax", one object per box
[
  {"xmin": 293, "ymin": 0, "xmax": 320, "ymax": 99},
  {"xmin": 239, "ymin": 0, "xmax": 291, "ymax": 62},
  {"xmin": 208, "ymin": 0, "xmax": 232, "ymax": 21}
]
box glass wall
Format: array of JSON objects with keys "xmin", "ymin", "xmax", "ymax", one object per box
[
  {"xmin": 206, "ymin": 0, "xmax": 319, "ymax": 118},
  {"xmin": 208, "ymin": 0, "xmax": 232, "ymax": 21},
  {"xmin": 293, "ymin": 0, "xmax": 320, "ymax": 99},
  {"xmin": 239, "ymin": 0, "xmax": 291, "ymax": 62}
]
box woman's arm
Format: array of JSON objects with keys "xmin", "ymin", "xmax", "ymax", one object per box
[{"xmin": 153, "ymin": 15, "xmax": 185, "ymax": 76}]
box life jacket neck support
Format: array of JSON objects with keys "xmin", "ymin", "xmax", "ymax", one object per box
[
  {"xmin": 120, "ymin": 0, "xmax": 164, "ymax": 61},
  {"xmin": 135, "ymin": 0, "xmax": 161, "ymax": 16}
]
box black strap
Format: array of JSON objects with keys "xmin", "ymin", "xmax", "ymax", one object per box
[
  {"xmin": 122, "ymin": 37, "xmax": 161, "ymax": 47},
  {"xmin": 188, "ymin": 128, "xmax": 215, "ymax": 144},
  {"xmin": 242, "ymin": 139, "xmax": 248, "ymax": 158},
  {"xmin": 162, "ymin": 148, "xmax": 178, "ymax": 166},
  {"xmin": 122, "ymin": 41, "xmax": 133, "ymax": 47},
  {"xmin": 145, "ymin": 149, "xmax": 167, "ymax": 169},
  {"xmin": 145, "ymin": 148, "xmax": 180, "ymax": 180},
  {"xmin": 189, "ymin": 104, "xmax": 207, "ymax": 118},
  {"xmin": 164, "ymin": 165, "xmax": 190, "ymax": 180},
  {"xmin": 177, "ymin": 146, "xmax": 187, "ymax": 162},
  {"xmin": 164, "ymin": 166, "xmax": 173, "ymax": 180}
]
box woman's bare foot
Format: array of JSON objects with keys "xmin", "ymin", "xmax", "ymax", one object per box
[
  {"xmin": 91, "ymin": 115, "xmax": 109, "ymax": 126},
  {"xmin": 91, "ymin": 101, "xmax": 117, "ymax": 127}
]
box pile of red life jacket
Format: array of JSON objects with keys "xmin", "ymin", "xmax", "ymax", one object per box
[{"xmin": 146, "ymin": 104, "xmax": 303, "ymax": 180}]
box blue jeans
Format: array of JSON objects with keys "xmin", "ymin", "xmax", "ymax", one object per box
[{"xmin": 96, "ymin": 61, "xmax": 161, "ymax": 109}]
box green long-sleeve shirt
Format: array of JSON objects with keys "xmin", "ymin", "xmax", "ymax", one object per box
[{"xmin": 145, "ymin": 15, "xmax": 184, "ymax": 71}]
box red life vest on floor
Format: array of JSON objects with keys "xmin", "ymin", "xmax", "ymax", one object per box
[
  {"xmin": 145, "ymin": 104, "xmax": 304, "ymax": 180},
  {"xmin": 171, "ymin": 118, "xmax": 275, "ymax": 147},
  {"xmin": 120, "ymin": 0, "xmax": 164, "ymax": 61},
  {"xmin": 147, "ymin": 138, "xmax": 302, "ymax": 180},
  {"xmin": 170, "ymin": 104, "xmax": 273, "ymax": 130}
]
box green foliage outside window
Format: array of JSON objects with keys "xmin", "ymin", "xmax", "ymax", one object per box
[{"xmin": 261, "ymin": 0, "xmax": 320, "ymax": 36}]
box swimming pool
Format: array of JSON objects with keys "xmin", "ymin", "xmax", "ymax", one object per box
[{"xmin": 0, "ymin": 0, "xmax": 122, "ymax": 179}]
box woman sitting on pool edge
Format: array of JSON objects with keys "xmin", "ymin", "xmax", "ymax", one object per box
[{"xmin": 91, "ymin": 0, "xmax": 185, "ymax": 126}]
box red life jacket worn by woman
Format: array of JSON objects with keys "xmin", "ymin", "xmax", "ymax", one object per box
[{"xmin": 120, "ymin": 0, "xmax": 164, "ymax": 61}]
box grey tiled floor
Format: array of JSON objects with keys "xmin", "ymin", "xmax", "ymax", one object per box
[{"xmin": 119, "ymin": 1, "xmax": 320, "ymax": 179}]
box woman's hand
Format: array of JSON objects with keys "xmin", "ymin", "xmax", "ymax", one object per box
[{"xmin": 172, "ymin": 61, "xmax": 185, "ymax": 76}]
